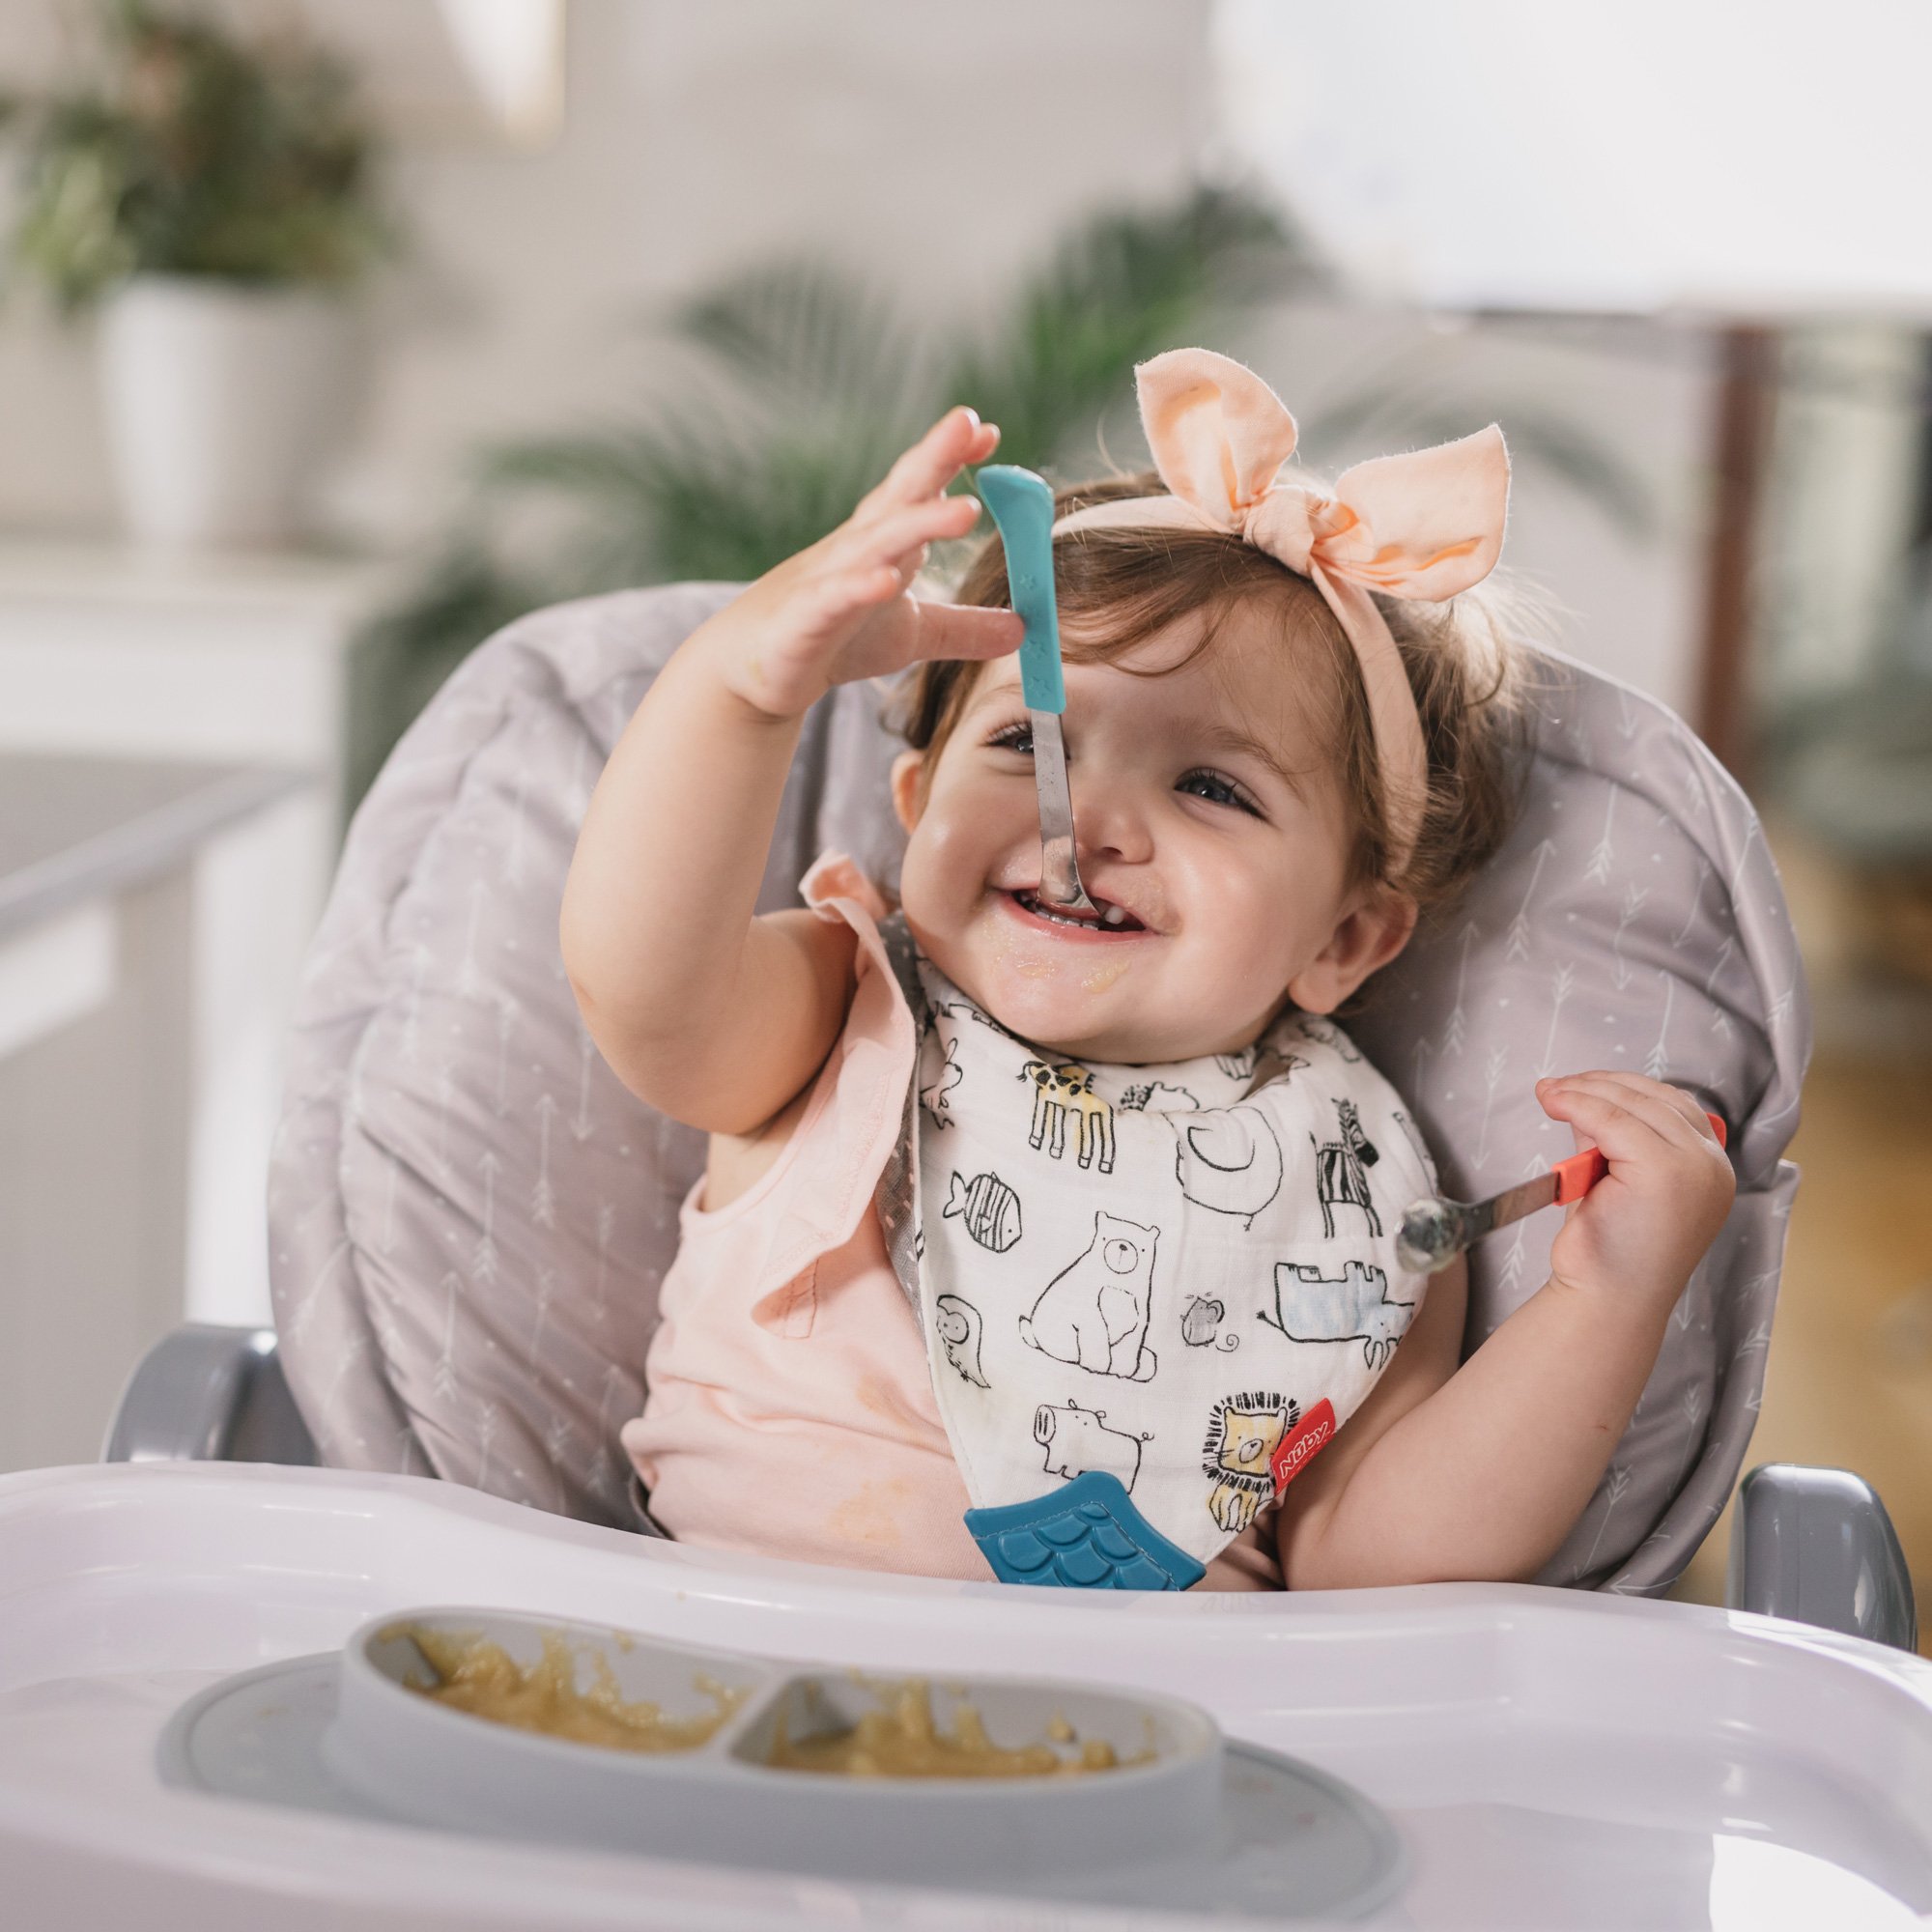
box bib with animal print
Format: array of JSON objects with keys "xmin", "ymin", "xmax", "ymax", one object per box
[{"xmin": 888, "ymin": 929, "xmax": 1438, "ymax": 1584}]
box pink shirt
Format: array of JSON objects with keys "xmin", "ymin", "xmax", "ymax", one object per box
[{"xmin": 623, "ymin": 853, "xmax": 1282, "ymax": 1591}]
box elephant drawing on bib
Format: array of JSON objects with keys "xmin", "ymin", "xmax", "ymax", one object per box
[{"xmin": 1019, "ymin": 1212, "xmax": 1158, "ymax": 1380}]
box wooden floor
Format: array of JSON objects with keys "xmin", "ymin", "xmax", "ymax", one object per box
[{"xmin": 1670, "ymin": 824, "xmax": 1932, "ymax": 1650}]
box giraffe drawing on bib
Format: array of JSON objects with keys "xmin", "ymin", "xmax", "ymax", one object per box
[
  {"xmin": 1019, "ymin": 1060, "xmax": 1116, "ymax": 1173},
  {"xmin": 1313, "ymin": 1096, "xmax": 1381, "ymax": 1237}
]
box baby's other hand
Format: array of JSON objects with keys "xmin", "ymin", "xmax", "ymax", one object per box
[
  {"xmin": 695, "ymin": 406, "xmax": 1026, "ymax": 721},
  {"xmin": 1535, "ymin": 1072, "xmax": 1734, "ymax": 1310}
]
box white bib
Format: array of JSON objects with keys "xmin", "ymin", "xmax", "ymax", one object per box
[{"xmin": 890, "ymin": 938, "xmax": 1438, "ymax": 1583}]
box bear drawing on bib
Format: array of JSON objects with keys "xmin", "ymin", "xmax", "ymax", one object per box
[{"xmin": 1019, "ymin": 1212, "xmax": 1159, "ymax": 1380}]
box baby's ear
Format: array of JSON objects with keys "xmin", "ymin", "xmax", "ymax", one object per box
[
  {"xmin": 1288, "ymin": 888, "xmax": 1418, "ymax": 1014},
  {"xmin": 890, "ymin": 750, "xmax": 925, "ymax": 832}
]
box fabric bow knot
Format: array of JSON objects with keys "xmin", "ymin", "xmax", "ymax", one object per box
[{"xmin": 1050, "ymin": 347, "xmax": 1512, "ymax": 875}]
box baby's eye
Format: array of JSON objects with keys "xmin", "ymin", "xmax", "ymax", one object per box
[
  {"xmin": 1178, "ymin": 768, "xmax": 1262, "ymax": 817},
  {"xmin": 986, "ymin": 722, "xmax": 1034, "ymax": 755}
]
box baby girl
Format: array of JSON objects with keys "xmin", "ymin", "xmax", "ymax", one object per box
[{"xmin": 559, "ymin": 349, "xmax": 1735, "ymax": 1593}]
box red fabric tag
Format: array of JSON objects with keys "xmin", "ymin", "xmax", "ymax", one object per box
[{"xmin": 1269, "ymin": 1398, "xmax": 1336, "ymax": 1492}]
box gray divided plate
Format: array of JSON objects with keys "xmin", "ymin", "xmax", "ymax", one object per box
[{"xmin": 158, "ymin": 1628, "xmax": 1406, "ymax": 1922}]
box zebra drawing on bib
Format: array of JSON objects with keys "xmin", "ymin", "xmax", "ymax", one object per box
[{"xmin": 1313, "ymin": 1097, "xmax": 1380, "ymax": 1238}]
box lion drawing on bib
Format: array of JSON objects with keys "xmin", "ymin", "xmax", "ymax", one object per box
[
  {"xmin": 1202, "ymin": 1390, "xmax": 1299, "ymax": 1534},
  {"xmin": 1019, "ymin": 1212, "xmax": 1159, "ymax": 1380}
]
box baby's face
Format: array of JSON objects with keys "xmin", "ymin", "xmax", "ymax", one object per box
[{"xmin": 892, "ymin": 601, "xmax": 1414, "ymax": 1063}]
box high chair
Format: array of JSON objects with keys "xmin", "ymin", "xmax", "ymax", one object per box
[{"xmin": 6, "ymin": 582, "xmax": 1924, "ymax": 1930}]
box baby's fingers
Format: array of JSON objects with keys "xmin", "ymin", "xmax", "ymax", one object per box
[
  {"xmin": 787, "ymin": 564, "xmax": 905, "ymax": 640},
  {"xmin": 1564, "ymin": 1070, "xmax": 1723, "ymax": 1147},
  {"xmin": 911, "ymin": 599, "xmax": 1026, "ymax": 664},
  {"xmin": 1536, "ymin": 1076, "xmax": 1679, "ymax": 1166},
  {"xmin": 852, "ymin": 408, "xmax": 1000, "ymax": 524},
  {"xmin": 832, "ymin": 492, "xmax": 983, "ymax": 571}
]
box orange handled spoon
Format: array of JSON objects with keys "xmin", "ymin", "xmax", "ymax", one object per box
[{"xmin": 1395, "ymin": 1111, "xmax": 1728, "ymax": 1276}]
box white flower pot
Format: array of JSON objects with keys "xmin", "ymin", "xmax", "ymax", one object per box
[{"xmin": 98, "ymin": 275, "xmax": 357, "ymax": 549}]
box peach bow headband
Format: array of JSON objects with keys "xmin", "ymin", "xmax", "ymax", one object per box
[{"xmin": 1050, "ymin": 348, "xmax": 1511, "ymax": 875}]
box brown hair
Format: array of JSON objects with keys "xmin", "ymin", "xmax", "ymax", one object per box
[{"xmin": 889, "ymin": 466, "xmax": 1531, "ymax": 926}]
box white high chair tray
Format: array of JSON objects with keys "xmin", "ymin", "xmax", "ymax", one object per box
[{"xmin": 4, "ymin": 1463, "xmax": 1929, "ymax": 1931}]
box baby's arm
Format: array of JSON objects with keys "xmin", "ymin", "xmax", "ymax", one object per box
[
  {"xmin": 1273, "ymin": 1072, "xmax": 1735, "ymax": 1588},
  {"xmin": 559, "ymin": 407, "xmax": 1022, "ymax": 1134}
]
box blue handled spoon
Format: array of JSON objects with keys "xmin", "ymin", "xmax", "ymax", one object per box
[{"xmin": 974, "ymin": 465, "xmax": 1097, "ymax": 915}]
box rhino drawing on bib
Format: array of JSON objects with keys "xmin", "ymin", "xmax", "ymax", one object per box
[
  {"xmin": 1019, "ymin": 1212, "xmax": 1159, "ymax": 1381},
  {"xmin": 1262, "ymin": 1259, "xmax": 1416, "ymax": 1370}
]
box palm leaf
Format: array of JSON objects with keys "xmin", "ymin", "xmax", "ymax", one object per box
[{"xmin": 942, "ymin": 185, "xmax": 1318, "ymax": 476}]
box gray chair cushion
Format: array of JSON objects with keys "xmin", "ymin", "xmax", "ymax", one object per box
[{"xmin": 269, "ymin": 584, "xmax": 1805, "ymax": 1589}]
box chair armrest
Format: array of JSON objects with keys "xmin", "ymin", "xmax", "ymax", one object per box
[
  {"xmin": 102, "ymin": 1322, "xmax": 318, "ymax": 1466},
  {"xmin": 1726, "ymin": 1463, "xmax": 1918, "ymax": 1651}
]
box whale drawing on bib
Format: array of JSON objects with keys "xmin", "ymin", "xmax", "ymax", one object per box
[{"xmin": 870, "ymin": 916, "xmax": 1438, "ymax": 1589}]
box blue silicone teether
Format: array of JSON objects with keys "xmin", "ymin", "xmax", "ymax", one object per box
[
  {"xmin": 965, "ymin": 1473, "xmax": 1206, "ymax": 1591},
  {"xmin": 974, "ymin": 465, "xmax": 1065, "ymax": 714}
]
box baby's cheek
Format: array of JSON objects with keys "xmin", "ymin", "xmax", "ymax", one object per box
[
  {"xmin": 1200, "ymin": 888, "xmax": 1308, "ymax": 999},
  {"xmin": 899, "ymin": 812, "xmax": 1004, "ymax": 962}
]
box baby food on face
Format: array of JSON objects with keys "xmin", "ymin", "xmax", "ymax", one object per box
[
  {"xmin": 391, "ymin": 1625, "xmax": 744, "ymax": 1753},
  {"xmin": 764, "ymin": 1678, "xmax": 1142, "ymax": 1778}
]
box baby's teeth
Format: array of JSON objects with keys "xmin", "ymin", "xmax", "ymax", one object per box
[{"xmin": 1102, "ymin": 905, "xmax": 1124, "ymax": 925}]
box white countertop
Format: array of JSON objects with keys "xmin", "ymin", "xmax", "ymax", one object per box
[{"xmin": 0, "ymin": 752, "xmax": 310, "ymax": 942}]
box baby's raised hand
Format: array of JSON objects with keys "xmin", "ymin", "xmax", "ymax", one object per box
[
  {"xmin": 1535, "ymin": 1072, "xmax": 1735, "ymax": 1308},
  {"xmin": 695, "ymin": 406, "xmax": 1026, "ymax": 722}
]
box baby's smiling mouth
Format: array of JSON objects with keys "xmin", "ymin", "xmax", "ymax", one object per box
[{"xmin": 1006, "ymin": 887, "xmax": 1148, "ymax": 935}]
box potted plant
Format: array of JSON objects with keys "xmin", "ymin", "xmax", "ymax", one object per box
[{"xmin": 0, "ymin": 0, "xmax": 390, "ymax": 547}]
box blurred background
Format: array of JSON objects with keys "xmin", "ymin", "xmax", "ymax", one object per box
[{"xmin": 0, "ymin": 0, "xmax": 1926, "ymax": 1629}]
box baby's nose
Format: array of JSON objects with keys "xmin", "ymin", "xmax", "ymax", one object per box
[{"xmin": 1073, "ymin": 780, "xmax": 1154, "ymax": 865}]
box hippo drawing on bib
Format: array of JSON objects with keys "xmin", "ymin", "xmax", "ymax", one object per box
[{"xmin": 1035, "ymin": 1400, "xmax": 1150, "ymax": 1492}]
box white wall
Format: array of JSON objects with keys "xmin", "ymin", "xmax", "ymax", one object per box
[
  {"xmin": 1215, "ymin": 0, "xmax": 1932, "ymax": 314},
  {"xmin": 0, "ymin": 0, "xmax": 1717, "ymax": 715},
  {"xmin": 1210, "ymin": 303, "xmax": 1715, "ymax": 720},
  {"xmin": 0, "ymin": 0, "xmax": 1216, "ymax": 546}
]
